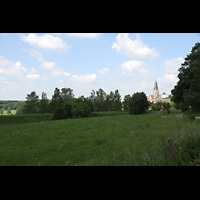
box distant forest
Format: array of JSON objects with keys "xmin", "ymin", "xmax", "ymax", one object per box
[{"xmin": 0, "ymin": 101, "xmax": 24, "ymax": 110}]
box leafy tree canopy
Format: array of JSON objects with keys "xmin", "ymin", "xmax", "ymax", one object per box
[
  {"xmin": 128, "ymin": 92, "xmax": 149, "ymax": 115},
  {"xmin": 171, "ymin": 42, "xmax": 200, "ymax": 111}
]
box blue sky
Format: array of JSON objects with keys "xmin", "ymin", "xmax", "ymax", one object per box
[{"xmin": 0, "ymin": 33, "xmax": 199, "ymax": 100}]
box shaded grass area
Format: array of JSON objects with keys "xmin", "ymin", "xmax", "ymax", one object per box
[
  {"xmin": 0, "ymin": 114, "xmax": 53, "ymax": 125},
  {"xmin": 0, "ymin": 112, "xmax": 199, "ymax": 166}
]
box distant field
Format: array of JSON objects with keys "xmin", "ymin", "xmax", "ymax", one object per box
[
  {"xmin": 1, "ymin": 110, "xmax": 16, "ymax": 115},
  {"xmin": 0, "ymin": 111, "xmax": 199, "ymax": 166}
]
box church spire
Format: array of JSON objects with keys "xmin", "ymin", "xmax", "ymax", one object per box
[{"xmin": 154, "ymin": 79, "xmax": 158, "ymax": 90}]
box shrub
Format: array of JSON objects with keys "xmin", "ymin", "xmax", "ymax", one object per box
[
  {"xmin": 70, "ymin": 98, "xmax": 91, "ymax": 118},
  {"xmin": 128, "ymin": 92, "xmax": 149, "ymax": 115},
  {"xmin": 51, "ymin": 108, "xmax": 66, "ymax": 120},
  {"xmin": 65, "ymin": 104, "xmax": 72, "ymax": 119}
]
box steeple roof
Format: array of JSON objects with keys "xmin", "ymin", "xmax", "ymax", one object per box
[{"xmin": 154, "ymin": 80, "xmax": 158, "ymax": 90}]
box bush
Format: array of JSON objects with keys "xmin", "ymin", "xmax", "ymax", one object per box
[
  {"xmin": 51, "ymin": 104, "xmax": 73, "ymax": 120},
  {"xmin": 65, "ymin": 104, "xmax": 72, "ymax": 119},
  {"xmin": 51, "ymin": 99, "xmax": 91, "ymax": 120},
  {"xmin": 128, "ymin": 92, "xmax": 149, "ymax": 115},
  {"xmin": 51, "ymin": 108, "xmax": 66, "ymax": 120},
  {"xmin": 70, "ymin": 98, "xmax": 91, "ymax": 118}
]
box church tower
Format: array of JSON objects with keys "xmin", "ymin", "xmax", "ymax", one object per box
[
  {"xmin": 153, "ymin": 80, "xmax": 159, "ymax": 98},
  {"xmin": 148, "ymin": 80, "xmax": 170, "ymax": 103}
]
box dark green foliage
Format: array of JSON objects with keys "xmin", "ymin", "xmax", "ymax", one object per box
[
  {"xmin": 152, "ymin": 101, "xmax": 163, "ymax": 111},
  {"xmin": 61, "ymin": 88, "xmax": 74, "ymax": 105},
  {"xmin": 128, "ymin": 92, "xmax": 149, "ymax": 114},
  {"xmin": 0, "ymin": 101, "xmax": 24, "ymax": 110},
  {"xmin": 70, "ymin": 98, "xmax": 91, "ymax": 118},
  {"xmin": 89, "ymin": 88, "xmax": 122, "ymax": 112},
  {"xmin": 79, "ymin": 95, "xmax": 94, "ymax": 112},
  {"xmin": 50, "ymin": 87, "xmax": 74, "ymax": 113},
  {"xmin": 50, "ymin": 88, "xmax": 62, "ymax": 113},
  {"xmin": 122, "ymin": 94, "xmax": 131, "ymax": 111},
  {"xmin": 152, "ymin": 101, "xmax": 171, "ymax": 111},
  {"xmin": 51, "ymin": 104, "xmax": 73, "ymax": 120},
  {"xmin": 94, "ymin": 88, "xmax": 107, "ymax": 111},
  {"xmin": 51, "ymin": 108, "xmax": 66, "ymax": 120},
  {"xmin": 50, "ymin": 88, "xmax": 92, "ymax": 120},
  {"xmin": 171, "ymin": 42, "xmax": 200, "ymax": 112},
  {"xmin": 19, "ymin": 91, "xmax": 50, "ymax": 114},
  {"xmin": 65, "ymin": 104, "xmax": 72, "ymax": 119},
  {"xmin": 38, "ymin": 92, "xmax": 50, "ymax": 114},
  {"xmin": 22, "ymin": 91, "xmax": 39, "ymax": 114}
]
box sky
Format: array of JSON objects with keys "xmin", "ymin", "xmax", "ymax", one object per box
[{"xmin": 0, "ymin": 33, "xmax": 199, "ymax": 100}]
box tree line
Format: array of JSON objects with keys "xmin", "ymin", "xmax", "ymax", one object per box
[
  {"xmin": 17, "ymin": 88, "xmax": 150, "ymax": 120},
  {"xmin": 0, "ymin": 101, "xmax": 24, "ymax": 110}
]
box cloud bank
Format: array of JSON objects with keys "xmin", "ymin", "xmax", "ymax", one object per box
[{"xmin": 112, "ymin": 33, "xmax": 159, "ymax": 60}]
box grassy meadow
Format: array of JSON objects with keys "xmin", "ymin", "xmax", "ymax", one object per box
[
  {"xmin": 0, "ymin": 111, "xmax": 200, "ymax": 166},
  {"xmin": 1, "ymin": 110, "xmax": 17, "ymax": 115}
]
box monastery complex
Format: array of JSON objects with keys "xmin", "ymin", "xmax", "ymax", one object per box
[{"xmin": 148, "ymin": 80, "xmax": 170, "ymax": 103}]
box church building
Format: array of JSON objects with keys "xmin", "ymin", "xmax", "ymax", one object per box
[{"xmin": 148, "ymin": 80, "xmax": 170, "ymax": 103}]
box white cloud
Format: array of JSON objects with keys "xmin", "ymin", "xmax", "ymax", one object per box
[
  {"xmin": 65, "ymin": 33, "xmax": 102, "ymax": 39},
  {"xmin": 51, "ymin": 67, "xmax": 70, "ymax": 77},
  {"xmin": 27, "ymin": 49, "xmax": 45, "ymax": 62},
  {"xmin": 40, "ymin": 61, "xmax": 70, "ymax": 78},
  {"xmin": 157, "ymin": 74, "xmax": 179, "ymax": 95},
  {"xmin": 0, "ymin": 56, "xmax": 40, "ymax": 81},
  {"xmin": 164, "ymin": 57, "xmax": 184, "ymax": 74},
  {"xmin": 154, "ymin": 57, "xmax": 184, "ymax": 95},
  {"xmin": 158, "ymin": 74, "xmax": 178, "ymax": 83},
  {"xmin": 26, "ymin": 68, "xmax": 40, "ymax": 80},
  {"xmin": 42, "ymin": 61, "xmax": 56, "ymax": 70},
  {"xmin": 71, "ymin": 73, "xmax": 97, "ymax": 84},
  {"xmin": 26, "ymin": 73, "xmax": 40, "ymax": 80},
  {"xmin": 0, "ymin": 56, "xmax": 42, "ymax": 99},
  {"xmin": 120, "ymin": 60, "xmax": 148, "ymax": 76},
  {"xmin": 21, "ymin": 33, "xmax": 69, "ymax": 52},
  {"xmin": 98, "ymin": 68, "xmax": 110, "ymax": 75},
  {"xmin": 0, "ymin": 56, "xmax": 27, "ymax": 77},
  {"xmin": 112, "ymin": 33, "xmax": 159, "ymax": 60},
  {"xmin": 63, "ymin": 72, "xmax": 71, "ymax": 77}
]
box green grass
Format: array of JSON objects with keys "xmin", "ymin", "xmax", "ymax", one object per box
[
  {"xmin": 1, "ymin": 110, "xmax": 16, "ymax": 115},
  {"xmin": 0, "ymin": 114, "xmax": 53, "ymax": 125},
  {"xmin": 0, "ymin": 111, "xmax": 199, "ymax": 166}
]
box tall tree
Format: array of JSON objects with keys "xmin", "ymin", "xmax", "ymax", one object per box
[
  {"xmin": 113, "ymin": 89, "xmax": 122, "ymax": 111},
  {"xmin": 50, "ymin": 87, "xmax": 74, "ymax": 118},
  {"xmin": 95, "ymin": 88, "xmax": 107, "ymax": 111},
  {"xmin": 171, "ymin": 42, "xmax": 200, "ymax": 111},
  {"xmin": 38, "ymin": 92, "xmax": 50, "ymax": 113},
  {"xmin": 50, "ymin": 88, "xmax": 62, "ymax": 112},
  {"xmin": 23, "ymin": 91, "xmax": 39, "ymax": 114},
  {"xmin": 61, "ymin": 88, "xmax": 74, "ymax": 105},
  {"xmin": 106, "ymin": 91, "xmax": 114, "ymax": 111},
  {"xmin": 122, "ymin": 94, "xmax": 131, "ymax": 111}
]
